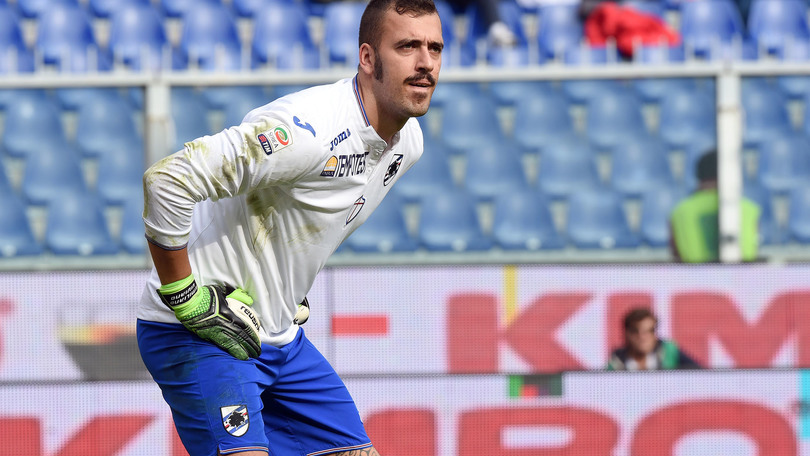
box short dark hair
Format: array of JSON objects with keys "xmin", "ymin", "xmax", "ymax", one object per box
[
  {"xmin": 696, "ymin": 150, "xmax": 718, "ymax": 182},
  {"xmin": 623, "ymin": 307, "xmax": 657, "ymax": 331},
  {"xmin": 359, "ymin": 0, "xmax": 438, "ymax": 50}
]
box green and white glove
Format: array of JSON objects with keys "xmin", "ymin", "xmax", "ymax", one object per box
[
  {"xmin": 158, "ymin": 275, "xmax": 262, "ymax": 360},
  {"xmin": 294, "ymin": 297, "xmax": 310, "ymax": 325}
]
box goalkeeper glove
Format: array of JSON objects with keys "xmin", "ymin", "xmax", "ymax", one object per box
[
  {"xmin": 158, "ymin": 275, "xmax": 262, "ymax": 360},
  {"xmin": 294, "ymin": 297, "xmax": 310, "ymax": 325}
]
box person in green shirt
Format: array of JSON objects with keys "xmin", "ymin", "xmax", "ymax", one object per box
[{"xmin": 669, "ymin": 150, "xmax": 761, "ymax": 263}]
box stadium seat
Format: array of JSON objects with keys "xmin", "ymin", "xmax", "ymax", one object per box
[
  {"xmin": 463, "ymin": 142, "xmax": 528, "ymax": 201},
  {"xmin": 323, "ymin": 1, "xmax": 366, "ymax": 66},
  {"xmin": 748, "ymin": 0, "xmax": 810, "ymax": 56},
  {"xmin": 680, "ymin": 0, "xmax": 746, "ymax": 58},
  {"xmin": 512, "ymin": 88, "xmax": 575, "ymax": 155},
  {"xmin": 179, "ymin": 2, "xmax": 242, "ymax": 71},
  {"xmin": 586, "ymin": 86, "xmax": 647, "ymax": 152},
  {"xmin": 55, "ymin": 86, "xmax": 119, "ymax": 112},
  {"xmin": 758, "ymin": 134, "xmax": 810, "ymax": 194},
  {"xmin": 429, "ymin": 82, "xmax": 483, "ymax": 107},
  {"xmin": 18, "ymin": 0, "xmax": 76, "ymax": 18},
  {"xmin": 170, "ymin": 87, "xmax": 212, "ymax": 153},
  {"xmin": 96, "ymin": 133, "xmax": 145, "ymax": 205},
  {"xmin": 36, "ymin": 3, "xmax": 109, "ymax": 72},
  {"xmin": 109, "ymin": 3, "xmax": 172, "ymax": 72},
  {"xmin": 345, "ymin": 194, "xmax": 417, "ymax": 253},
  {"xmin": 120, "ymin": 193, "xmax": 146, "ymax": 254},
  {"xmin": 90, "ymin": 0, "xmax": 149, "ymax": 18},
  {"xmin": 232, "ymin": 0, "xmax": 266, "ymax": 17},
  {"xmin": 221, "ymin": 86, "xmax": 271, "ymax": 127},
  {"xmin": 610, "ymin": 134, "xmax": 674, "ymax": 197},
  {"xmin": 251, "ymin": 2, "xmax": 319, "ymax": 70},
  {"xmin": 417, "ymin": 189, "xmax": 491, "ymax": 251},
  {"xmin": 624, "ymin": 0, "xmax": 666, "ymax": 18},
  {"xmin": 393, "ymin": 140, "xmax": 455, "ymax": 203},
  {"xmin": 21, "ymin": 143, "xmax": 86, "ymax": 206},
  {"xmin": 658, "ymin": 85, "xmax": 717, "ymax": 150},
  {"xmin": 45, "ymin": 191, "xmax": 118, "ymax": 255},
  {"xmin": 75, "ymin": 90, "xmax": 139, "ymax": 158},
  {"xmin": 465, "ymin": 0, "xmax": 529, "ymax": 64},
  {"xmin": 537, "ymin": 3, "xmax": 583, "ymax": 59},
  {"xmin": 537, "ymin": 134, "xmax": 600, "ymax": 199},
  {"xmin": 435, "ymin": 0, "xmax": 474, "ymax": 67},
  {"xmin": 633, "ymin": 45, "xmax": 693, "ymax": 103},
  {"xmin": 567, "ymin": 188, "xmax": 640, "ymax": 249},
  {"xmin": 562, "ymin": 78, "xmax": 620, "ymax": 105},
  {"xmin": 439, "ymin": 92, "xmax": 504, "ymax": 155},
  {"xmin": 788, "ymin": 184, "xmax": 810, "ymax": 243},
  {"xmin": 742, "ymin": 81, "xmax": 792, "ymax": 149},
  {"xmin": 744, "ymin": 180, "xmax": 780, "ymax": 244},
  {"xmin": 492, "ymin": 189, "xmax": 565, "ymax": 250},
  {"xmin": 2, "ymin": 91, "xmax": 64, "ymax": 159},
  {"xmin": 0, "ymin": 192, "xmax": 42, "ymax": 257},
  {"xmin": 0, "ymin": 4, "xmax": 34, "ymax": 74},
  {"xmin": 639, "ymin": 184, "xmax": 688, "ymax": 247},
  {"xmin": 163, "ymin": 0, "xmax": 217, "ymax": 18},
  {"xmin": 489, "ymin": 81, "xmax": 554, "ymax": 106}
]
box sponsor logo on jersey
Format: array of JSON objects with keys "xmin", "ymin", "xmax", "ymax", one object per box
[
  {"xmin": 321, "ymin": 156, "xmax": 338, "ymax": 177},
  {"xmin": 257, "ymin": 124, "xmax": 293, "ymax": 155},
  {"xmin": 346, "ymin": 196, "xmax": 365, "ymax": 224},
  {"xmin": 257, "ymin": 133, "xmax": 273, "ymax": 155},
  {"xmin": 221, "ymin": 405, "xmax": 249, "ymax": 437},
  {"xmin": 383, "ymin": 154, "xmax": 403, "ymax": 186},
  {"xmin": 293, "ymin": 115, "xmax": 316, "ymax": 137},
  {"xmin": 321, "ymin": 152, "xmax": 368, "ymax": 178},
  {"xmin": 329, "ymin": 128, "xmax": 351, "ymax": 151}
]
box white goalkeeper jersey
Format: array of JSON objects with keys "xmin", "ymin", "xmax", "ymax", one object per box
[{"xmin": 138, "ymin": 76, "xmax": 423, "ymax": 346}]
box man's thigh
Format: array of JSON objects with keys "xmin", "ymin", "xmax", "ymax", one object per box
[{"xmin": 137, "ymin": 320, "xmax": 276, "ymax": 456}]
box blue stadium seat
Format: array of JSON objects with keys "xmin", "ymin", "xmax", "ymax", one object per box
[
  {"xmin": 680, "ymin": 0, "xmax": 746, "ymax": 58},
  {"xmin": 439, "ymin": 92, "xmax": 504, "ymax": 155},
  {"xmin": 537, "ymin": 3, "xmax": 583, "ymax": 59},
  {"xmin": 345, "ymin": 194, "xmax": 417, "ymax": 253},
  {"xmin": 221, "ymin": 86, "xmax": 270, "ymax": 127},
  {"xmin": 788, "ymin": 184, "xmax": 810, "ymax": 243},
  {"xmin": 417, "ymin": 189, "xmax": 491, "ymax": 251},
  {"xmin": 55, "ymin": 86, "xmax": 119, "ymax": 112},
  {"xmin": 463, "ymin": 142, "xmax": 528, "ymax": 201},
  {"xmin": 171, "ymin": 87, "xmax": 212, "ymax": 153},
  {"xmin": 633, "ymin": 46, "xmax": 692, "ymax": 103},
  {"xmin": 109, "ymin": 3, "xmax": 172, "ymax": 72},
  {"xmin": 429, "ymin": 82, "xmax": 483, "ymax": 107},
  {"xmin": 18, "ymin": 0, "xmax": 76, "ymax": 18},
  {"xmin": 2, "ymin": 91, "xmax": 64, "ymax": 159},
  {"xmin": 0, "ymin": 192, "xmax": 42, "ymax": 257},
  {"xmin": 586, "ymin": 86, "xmax": 647, "ymax": 152},
  {"xmin": 233, "ymin": 0, "xmax": 268, "ymax": 17},
  {"xmin": 96, "ymin": 133, "xmax": 145, "ymax": 206},
  {"xmin": 489, "ymin": 81, "xmax": 554, "ymax": 106},
  {"xmin": 251, "ymin": 2, "xmax": 319, "ymax": 70},
  {"xmin": 512, "ymin": 88, "xmax": 574, "ymax": 155},
  {"xmin": 394, "ymin": 140, "xmax": 455, "ymax": 203},
  {"xmin": 758, "ymin": 134, "xmax": 810, "ymax": 194},
  {"xmin": 163, "ymin": 0, "xmax": 218, "ymax": 18},
  {"xmin": 323, "ymin": 1, "xmax": 365, "ymax": 66},
  {"xmin": 45, "ymin": 191, "xmax": 118, "ymax": 255},
  {"xmin": 435, "ymin": 0, "xmax": 474, "ymax": 67},
  {"xmin": 639, "ymin": 184, "xmax": 687, "ymax": 247},
  {"xmin": 537, "ymin": 134, "xmax": 600, "ymax": 199},
  {"xmin": 562, "ymin": 78, "xmax": 620, "ymax": 105},
  {"xmin": 204, "ymin": 83, "xmax": 266, "ymax": 113},
  {"xmin": 465, "ymin": 0, "xmax": 529, "ymax": 65},
  {"xmin": 742, "ymin": 81, "xmax": 792, "ymax": 149},
  {"xmin": 748, "ymin": 0, "xmax": 810, "ymax": 56},
  {"xmin": 179, "ymin": 2, "xmax": 242, "ymax": 71},
  {"xmin": 624, "ymin": 0, "xmax": 666, "ymax": 18},
  {"xmin": 36, "ymin": 3, "xmax": 109, "ymax": 72},
  {"xmin": 120, "ymin": 193, "xmax": 146, "ymax": 254},
  {"xmin": 90, "ymin": 0, "xmax": 149, "ymax": 18},
  {"xmin": 75, "ymin": 90, "xmax": 139, "ymax": 158},
  {"xmin": 659, "ymin": 85, "xmax": 717, "ymax": 150},
  {"xmin": 492, "ymin": 189, "xmax": 564, "ymax": 250},
  {"xmin": 0, "ymin": 4, "xmax": 34, "ymax": 74},
  {"xmin": 0, "ymin": 161, "xmax": 10, "ymax": 192},
  {"xmin": 21, "ymin": 143, "xmax": 86, "ymax": 206},
  {"xmin": 611, "ymin": 134, "xmax": 673, "ymax": 197},
  {"xmin": 567, "ymin": 188, "xmax": 640, "ymax": 249}
]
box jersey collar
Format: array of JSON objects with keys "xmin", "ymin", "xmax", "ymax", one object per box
[{"xmin": 351, "ymin": 74, "xmax": 389, "ymax": 152}]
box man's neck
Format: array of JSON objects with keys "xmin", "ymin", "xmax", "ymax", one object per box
[{"xmin": 356, "ymin": 74, "xmax": 406, "ymax": 144}]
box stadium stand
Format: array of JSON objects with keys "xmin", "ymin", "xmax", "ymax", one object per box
[
  {"xmin": 492, "ymin": 189, "xmax": 564, "ymax": 250},
  {"xmin": 45, "ymin": 190, "xmax": 118, "ymax": 255},
  {"xmin": 567, "ymin": 188, "xmax": 640, "ymax": 249},
  {"xmin": 418, "ymin": 189, "xmax": 492, "ymax": 252},
  {"xmin": 0, "ymin": 191, "xmax": 42, "ymax": 257}
]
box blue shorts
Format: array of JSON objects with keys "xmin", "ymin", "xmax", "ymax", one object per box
[{"xmin": 137, "ymin": 320, "xmax": 371, "ymax": 456}]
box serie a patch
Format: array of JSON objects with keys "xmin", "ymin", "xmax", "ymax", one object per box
[
  {"xmin": 257, "ymin": 124, "xmax": 293, "ymax": 155},
  {"xmin": 221, "ymin": 405, "xmax": 249, "ymax": 437}
]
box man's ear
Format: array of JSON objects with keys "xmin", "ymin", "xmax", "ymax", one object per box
[{"xmin": 358, "ymin": 43, "xmax": 375, "ymax": 76}]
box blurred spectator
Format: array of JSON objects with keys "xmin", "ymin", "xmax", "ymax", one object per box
[
  {"xmin": 446, "ymin": 0, "xmax": 518, "ymax": 46},
  {"xmin": 607, "ymin": 308, "xmax": 700, "ymax": 370},
  {"xmin": 580, "ymin": 0, "xmax": 679, "ymax": 58},
  {"xmin": 669, "ymin": 150, "xmax": 761, "ymax": 263}
]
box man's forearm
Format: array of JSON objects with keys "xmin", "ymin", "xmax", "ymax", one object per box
[{"xmin": 149, "ymin": 242, "xmax": 193, "ymax": 285}]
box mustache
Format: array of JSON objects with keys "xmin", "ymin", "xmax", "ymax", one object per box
[{"xmin": 405, "ymin": 73, "xmax": 436, "ymax": 86}]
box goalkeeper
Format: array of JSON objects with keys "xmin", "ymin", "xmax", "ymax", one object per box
[{"xmin": 136, "ymin": 0, "xmax": 443, "ymax": 454}]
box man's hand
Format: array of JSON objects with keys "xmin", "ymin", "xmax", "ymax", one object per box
[{"xmin": 158, "ymin": 275, "xmax": 262, "ymax": 360}]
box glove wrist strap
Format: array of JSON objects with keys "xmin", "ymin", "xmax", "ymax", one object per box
[{"xmin": 158, "ymin": 274, "xmax": 198, "ymax": 309}]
